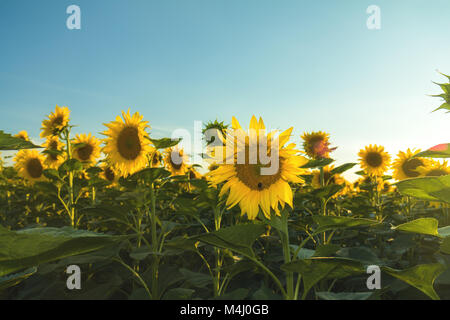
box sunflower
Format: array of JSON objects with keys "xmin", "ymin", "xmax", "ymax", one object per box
[
  {"xmin": 42, "ymin": 136, "xmax": 65, "ymax": 169},
  {"xmin": 392, "ymin": 149, "xmax": 428, "ymax": 181},
  {"xmin": 100, "ymin": 162, "xmax": 120, "ymax": 184},
  {"xmin": 208, "ymin": 116, "xmax": 309, "ymax": 220},
  {"xmin": 40, "ymin": 105, "xmax": 70, "ymax": 138},
  {"xmin": 14, "ymin": 130, "xmax": 29, "ymax": 141},
  {"xmin": 164, "ymin": 147, "xmax": 189, "ymax": 176},
  {"xmin": 150, "ymin": 150, "xmax": 163, "ymax": 168},
  {"xmin": 72, "ymin": 133, "xmax": 101, "ymax": 165},
  {"xmin": 301, "ymin": 131, "xmax": 336, "ymax": 159},
  {"xmin": 102, "ymin": 110, "xmax": 153, "ymax": 177},
  {"xmin": 417, "ymin": 160, "xmax": 450, "ymax": 177},
  {"xmin": 13, "ymin": 149, "xmax": 46, "ymax": 182},
  {"xmin": 358, "ymin": 145, "xmax": 390, "ymax": 177}
]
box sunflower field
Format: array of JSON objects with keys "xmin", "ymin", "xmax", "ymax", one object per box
[{"xmin": 0, "ymin": 75, "xmax": 449, "ymax": 301}]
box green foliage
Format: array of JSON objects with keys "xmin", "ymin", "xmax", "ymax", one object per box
[{"xmin": 0, "ymin": 131, "xmax": 41, "ymax": 150}]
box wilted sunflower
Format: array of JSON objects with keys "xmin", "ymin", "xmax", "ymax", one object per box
[
  {"xmin": 417, "ymin": 160, "xmax": 450, "ymax": 177},
  {"xmin": 42, "ymin": 136, "xmax": 65, "ymax": 169},
  {"xmin": 14, "ymin": 130, "xmax": 29, "ymax": 141},
  {"xmin": 301, "ymin": 131, "xmax": 336, "ymax": 159},
  {"xmin": 40, "ymin": 105, "xmax": 70, "ymax": 138},
  {"xmin": 14, "ymin": 149, "xmax": 46, "ymax": 182},
  {"xmin": 72, "ymin": 133, "xmax": 101, "ymax": 165},
  {"xmin": 392, "ymin": 149, "xmax": 428, "ymax": 181},
  {"xmin": 102, "ymin": 110, "xmax": 153, "ymax": 177},
  {"xmin": 164, "ymin": 147, "xmax": 189, "ymax": 176},
  {"xmin": 358, "ymin": 145, "xmax": 390, "ymax": 176},
  {"xmin": 208, "ymin": 116, "xmax": 309, "ymax": 220}
]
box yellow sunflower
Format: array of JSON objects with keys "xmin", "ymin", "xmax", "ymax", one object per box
[
  {"xmin": 417, "ymin": 160, "xmax": 450, "ymax": 177},
  {"xmin": 358, "ymin": 145, "xmax": 390, "ymax": 177},
  {"xmin": 101, "ymin": 163, "xmax": 120, "ymax": 185},
  {"xmin": 42, "ymin": 136, "xmax": 66, "ymax": 169},
  {"xmin": 40, "ymin": 105, "xmax": 70, "ymax": 138},
  {"xmin": 150, "ymin": 149, "xmax": 163, "ymax": 168},
  {"xmin": 102, "ymin": 110, "xmax": 153, "ymax": 177},
  {"xmin": 14, "ymin": 130, "xmax": 29, "ymax": 141},
  {"xmin": 392, "ymin": 149, "xmax": 429, "ymax": 181},
  {"xmin": 208, "ymin": 116, "xmax": 309, "ymax": 220},
  {"xmin": 13, "ymin": 149, "xmax": 46, "ymax": 182},
  {"xmin": 72, "ymin": 133, "xmax": 101, "ymax": 165},
  {"xmin": 301, "ymin": 131, "xmax": 336, "ymax": 159},
  {"xmin": 164, "ymin": 147, "xmax": 189, "ymax": 176}
]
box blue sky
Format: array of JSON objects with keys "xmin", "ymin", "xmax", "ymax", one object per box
[{"xmin": 1, "ymin": 0, "xmax": 449, "ymax": 180}]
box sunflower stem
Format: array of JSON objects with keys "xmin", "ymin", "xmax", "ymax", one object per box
[
  {"xmin": 149, "ymin": 182, "xmax": 159, "ymax": 299},
  {"xmin": 280, "ymin": 209, "xmax": 294, "ymax": 300}
]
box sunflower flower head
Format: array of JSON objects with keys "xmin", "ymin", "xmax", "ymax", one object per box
[
  {"xmin": 14, "ymin": 149, "xmax": 46, "ymax": 182},
  {"xmin": 40, "ymin": 105, "xmax": 71, "ymax": 138},
  {"xmin": 102, "ymin": 110, "xmax": 153, "ymax": 177},
  {"xmin": 72, "ymin": 133, "xmax": 101, "ymax": 166},
  {"xmin": 392, "ymin": 148, "xmax": 429, "ymax": 181},
  {"xmin": 15, "ymin": 130, "xmax": 29, "ymax": 141},
  {"xmin": 42, "ymin": 136, "xmax": 66, "ymax": 169},
  {"xmin": 164, "ymin": 147, "xmax": 189, "ymax": 176},
  {"xmin": 150, "ymin": 149, "xmax": 163, "ymax": 168},
  {"xmin": 301, "ymin": 131, "xmax": 336, "ymax": 159},
  {"xmin": 208, "ymin": 115, "xmax": 309, "ymax": 220},
  {"xmin": 358, "ymin": 144, "xmax": 390, "ymax": 177}
]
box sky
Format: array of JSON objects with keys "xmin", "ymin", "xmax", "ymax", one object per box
[{"xmin": 0, "ymin": 0, "xmax": 449, "ymax": 181}]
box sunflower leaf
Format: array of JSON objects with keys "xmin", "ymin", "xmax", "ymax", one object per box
[
  {"xmin": 395, "ymin": 175, "xmax": 450, "ymax": 203},
  {"xmin": 391, "ymin": 218, "xmax": 440, "ymax": 237},
  {"xmin": 301, "ymin": 158, "xmax": 334, "ymax": 168},
  {"xmin": 414, "ymin": 143, "xmax": 450, "ymax": 158},
  {"xmin": 0, "ymin": 130, "xmax": 41, "ymax": 150},
  {"xmin": 148, "ymin": 137, "xmax": 182, "ymax": 149}
]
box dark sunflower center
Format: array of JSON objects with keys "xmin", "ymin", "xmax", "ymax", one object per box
[
  {"xmin": 426, "ymin": 169, "xmax": 447, "ymax": 177},
  {"xmin": 52, "ymin": 116, "xmax": 64, "ymax": 127},
  {"xmin": 117, "ymin": 127, "xmax": 142, "ymax": 160},
  {"xmin": 26, "ymin": 158, "xmax": 43, "ymax": 179},
  {"xmin": 236, "ymin": 161, "xmax": 281, "ymax": 191},
  {"xmin": 48, "ymin": 141, "xmax": 59, "ymax": 161},
  {"xmin": 77, "ymin": 144, "xmax": 94, "ymax": 161},
  {"xmin": 402, "ymin": 158, "xmax": 423, "ymax": 177},
  {"xmin": 152, "ymin": 154, "xmax": 161, "ymax": 166},
  {"xmin": 104, "ymin": 168, "xmax": 115, "ymax": 181},
  {"xmin": 170, "ymin": 151, "xmax": 183, "ymax": 170},
  {"xmin": 366, "ymin": 152, "xmax": 382, "ymax": 167}
]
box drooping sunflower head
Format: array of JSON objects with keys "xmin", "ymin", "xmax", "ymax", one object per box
[
  {"xmin": 42, "ymin": 136, "xmax": 65, "ymax": 169},
  {"xmin": 417, "ymin": 160, "xmax": 450, "ymax": 177},
  {"xmin": 358, "ymin": 144, "xmax": 390, "ymax": 176},
  {"xmin": 14, "ymin": 130, "xmax": 29, "ymax": 141},
  {"xmin": 40, "ymin": 105, "xmax": 71, "ymax": 138},
  {"xmin": 208, "ymin": 116, "xmax": 309, "ymax": 220},
  {"xmin": 102, "ymin": 110, "xmax": 153, "ymax": 177},
  {"xmin": 13, "ymin": 149, "xmax": 46, "ymax": 182},
  {"xmin": 301, "ymin": 131, "xmax": 336, "ymax": 159},
  {"xmin": 164, "ymin": 147, "xmax": 189, "ymax": 176},
  {"xmin": 72, "ymin": 133, "xmax": 101, "ymax": 166},
  {"xmin": 150, "ymin": 149, "xmax": 163, "ymax": 168}
]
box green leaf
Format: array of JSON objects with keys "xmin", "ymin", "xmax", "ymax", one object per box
[
  {"xmin": 391, "ymin": 218, "xmax": 439, "ymax": 237},
  {"xmin": 301, "ymin": 158, "xmax": 334, "ymax": 169},
  {"xmin": 58, "ymin": 159, "xmax": 83, "ymax": 176},
  {"xmin": 162, "ymin": 288, "xmax": 195, "ymax": 300},
  {"xmin": 179, "ymin": 268, "xmax": 212, "ymax": 289},
  {"xmin": 396, "ymin": 175, "xmax": 450, "ymax": 203},
  {"xmin": 330, "ymin": 163, "xmax": 357, "ymax": 175},
  {"xmin": 193, "ymin": 223, "xmax": 266, "ymax": 258},
  {"xmin": 312, "ymin": 216, "xmax": 380, "ymax": 234},
  {"xmin": 382, "ymin": 263, "xmax": 446, "ymax": 300},
  {"xmin": 0, "ymin": 131, "xmax": 41, "ymax": 150},
  {"xmin": 281, "ymin": 257, "xmax": 366, "ymax": 296},
  {"xmin": 149, "ymin": 137, "xmax": 182, "ymax": 149},
  {"xmin": 43, "ymin": 169, "xmax": 60, "ymax": 181},
  {"xmin": 414, "ymin": 144, "xmax": 450, "ymax": 158},
  {"xmin": 0, "ymin": 227, "xmax": 119, "ymax": 277},
  {"xmin": 316, "ymin": 291, "xmax": 373, "ymax": 300},
  {"xmin": 0, "ymin": 267, "xmax": 37, "ymax": 291},
  {"xmin": 128, "ymin": 167, "xmax": 171, "ymax": 182}
]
